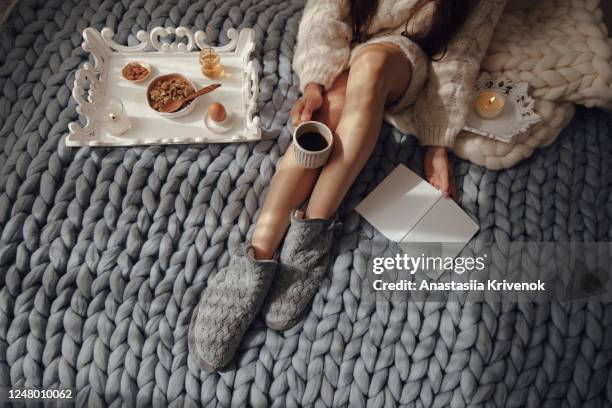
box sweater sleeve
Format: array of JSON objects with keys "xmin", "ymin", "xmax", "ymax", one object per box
[
  {"xmin": 293, "ymin": 0, "xmax": 353, "ymax": 92},
  {"xmin": 411, "ymin": 0, "xmax": 507, "ymax": 147}
]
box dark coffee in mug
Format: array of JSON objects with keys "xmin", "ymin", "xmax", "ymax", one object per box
[
  {"xmin": 297, "ymin": 132, "xmax": 328, "ymax": 152},
  {"xmin": 293, "ymin": 121, "xmax": 333, "ymax": 168}
]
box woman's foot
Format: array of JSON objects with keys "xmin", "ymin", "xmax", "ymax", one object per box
[{"xmin": 424, "ymin": 146, "xmax": 457, "ymax": 200}]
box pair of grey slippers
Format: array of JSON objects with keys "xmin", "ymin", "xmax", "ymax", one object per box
[{"xmin": 188, "ymin": 210, "xmax": 338, "ymax": 371}]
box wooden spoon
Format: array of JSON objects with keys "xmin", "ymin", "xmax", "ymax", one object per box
[{"xmin": 158, "ymin": 83, "xmax": 222, "ymax": 113}]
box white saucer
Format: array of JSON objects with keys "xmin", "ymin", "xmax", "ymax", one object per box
[
  {"xmin": 204, "ymin": 110, "xmax": 234, "ymax": 134},
  {"xmin": 463, "ymin": 76, "xmax": 542, "ymax": 144}
]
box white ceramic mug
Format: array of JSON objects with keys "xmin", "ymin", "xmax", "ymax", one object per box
[{"xmin": 293, "ymin": 121, "xmax": 334, "ymax": 169}]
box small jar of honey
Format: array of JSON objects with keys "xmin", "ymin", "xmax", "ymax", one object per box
[
  {"xmin": 200, "ymin": 27, "xmax": 225, "ymax": 78},
  {"xmin": 199, "ymin": 48, "xmax": 224, "ymax": 79}
]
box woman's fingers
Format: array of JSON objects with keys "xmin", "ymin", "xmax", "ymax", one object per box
[
  {"xmin": 301, "ymin": 97, "xmax": 318, "ymax": 122},
  {"xmin": 429, "ymin": 176, "xmax": 444, "ymax": 197},
  {"xmin": 291, "ymin": 87, "xmax": 324, "ymax": 128},
  {"xmin": 429, "ymin": 174, "xmax": 451, "ymax": 199},
  {"xmin": 424, "ymin": 147, "xmax": 457, "ymax": 201},
  {"xmin": 430, "ymin": 178, "xmax": 440, "ymax": 191},
  {"xmin": 438, "ymin": 176, "xmax": 450, "ymax": 198},
  {"xmin": 291, "ymin": 99, "xmax": 305, "ymax": 127}
]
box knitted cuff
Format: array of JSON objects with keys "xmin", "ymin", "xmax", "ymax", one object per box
[{"xmin": 295, "ymin": 58, "xmax": 347, "ymax": 92}]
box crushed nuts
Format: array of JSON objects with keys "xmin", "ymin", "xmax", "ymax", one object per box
[
  {"xmin": 148, "ymin": 77, "xmax": 195, "ymax": 111},
  {"xmin": 122, "ymin": 62, "xmax": 150, "ymax": 81}
]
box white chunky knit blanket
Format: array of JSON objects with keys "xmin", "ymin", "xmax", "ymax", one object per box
[
  {"xmin": 454, "ymin": 0, "xmax": 612, "ymax": 170},
  {"xmin": 1, "ymin": 0, "xmax": 612, "ymax": 407}
]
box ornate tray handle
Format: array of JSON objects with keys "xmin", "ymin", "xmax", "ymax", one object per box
[
  {"xmin": 96, "ymin": 26, "xmax": 242, "ymax": 53},
  {"xmin": 70, "ymin": 28, "xmax": 111, "ymax": 141},
  {"xmin": 100, "ymin": 28, "xmax": 150, "ymax": 52},
  {"xmin": 68, "ymin": 27, "xmax": 261, "ymax": 146},
  {"xmin": 195, "ymin": 28, "xmax": 240, "ymax": 53},
  {"xmin": 244, "ymin": 60, "xmax": 260, "ymax": 130}
]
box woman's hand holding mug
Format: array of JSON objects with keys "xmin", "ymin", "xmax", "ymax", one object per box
[{"xmin": 291, "ymin": 83, "xmax": 324, "ymax": 127}]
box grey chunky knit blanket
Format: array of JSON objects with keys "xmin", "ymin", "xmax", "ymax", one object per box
[{"xmin": 1, "ymin": 0, "xmax": 611, "ymax": 406}]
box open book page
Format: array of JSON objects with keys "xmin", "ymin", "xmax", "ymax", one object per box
[
  {"xmin": 356, "ymin": 165, "xmax": 479, "ymax": 255},
  {"xmin": 401, "ymin": 196, "xmax": 480, "ymax": 259},
  {"xmin": 402, "ymin": 197, "xmax": 479, "ymax": 243},
  {"xmin": 355, "ymin": 165, "xmax": 441, "ymax": 242}
]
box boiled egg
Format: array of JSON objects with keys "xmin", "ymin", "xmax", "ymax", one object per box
[{"xmin": 208, "ymin": 102, "xmax": 227, "ymax": 123}]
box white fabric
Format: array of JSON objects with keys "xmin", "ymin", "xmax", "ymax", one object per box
[
  {"xmin": 293, "ymin": 0, "xmax": 506, "ymax": 147},
  {"xmin": 454, "ymin": 0, "xmax": 612, "ymax": 169}
]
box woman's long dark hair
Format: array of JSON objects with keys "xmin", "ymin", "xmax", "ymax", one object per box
[{"xmin": 350, "ymin": 0, "xmax": 471, "ymax": 58}]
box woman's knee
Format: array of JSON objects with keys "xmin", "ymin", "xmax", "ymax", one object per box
[
  {"xmin": 350, "ymin": 43, "xmax": 409, "ymax": 98},
  {"xmin": 352, "ymin": 43, "xmax": 403, "ymax": 79}
]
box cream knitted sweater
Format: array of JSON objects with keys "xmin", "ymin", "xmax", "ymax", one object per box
[{"xmin": 293, "ymin": 0, "xmax": 507, "ymax": 147}]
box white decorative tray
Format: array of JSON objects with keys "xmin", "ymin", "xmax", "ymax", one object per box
[
  {"xmin": 67, "ymin": 27, "xmax": 261, "ymax": 146},
  {"xmin": 463, "ymin": 76, "xmax": 541, "ymax": 144}
]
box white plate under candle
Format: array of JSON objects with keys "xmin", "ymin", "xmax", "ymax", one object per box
[{"xmin": 463, "ymin": 76, "xmax": 541, "ymax": 144}]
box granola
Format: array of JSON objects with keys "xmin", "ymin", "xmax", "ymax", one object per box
[
  {"xmin": 122, "ymin": 62, "xmax": 150, "ymax": 81},
  {"xmin": 148, "ymin": 77, "xmax": 195, "ymax": 111}
]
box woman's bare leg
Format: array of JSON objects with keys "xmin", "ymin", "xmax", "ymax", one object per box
[
  {"xmin": 251, "ymin": 72, "xmax": 348, "ymax": 260},
  {"xmin": 305, "ymin": 43, "xmax": 413, "ymax": 220}
]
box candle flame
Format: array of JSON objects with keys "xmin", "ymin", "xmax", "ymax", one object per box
[{"xmin": 489, "ymin": 96, "xmax": 496, "ymax": 105}]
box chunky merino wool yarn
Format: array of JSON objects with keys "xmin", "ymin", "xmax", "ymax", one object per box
[
  {"xmin": 262, "ymin": 211, "xmax": 338, "ymax": 331},
  {"xmin": 0, "ymin": 0, "xmax": 611, "ymax": 407},
  {"xmin": 455, "ymin": 0, "xmax": 612, "ymax": 169}
]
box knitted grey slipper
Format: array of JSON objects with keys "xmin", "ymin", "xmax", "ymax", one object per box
[
  {"xmin": 262, "ymin": 210, "xmax": 338, "ymax": 331},
  {"xmin": 188, "ymin": 244, "xmax": 277, "ymax": 371}
]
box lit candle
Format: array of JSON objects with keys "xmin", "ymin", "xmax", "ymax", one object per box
[
  {"xmin": 104, "ymin": 112, "xmax": 131, "ymax": 135},
  {"xmin": 96, "ymin": 96, "xmax": 132, "ymax": 136},
  {"xmin": 475, "ymin": 91, "xmax": 506, "ymax": 119}
]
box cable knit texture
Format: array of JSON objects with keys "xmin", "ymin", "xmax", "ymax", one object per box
[
  {"xmin": 293, "ymin": 0, "xmax": 507, "ymax": 147},
  {"xmin": 188, "ymin": 245, "xmax": 277, "ymax": 370},
  {"xmin": 293, "ymin": 0, "xmax": 353, "ymax": 91},
  {"xmin": 453, "ymin": 0, "xmax": 612, "ymax": 170},
  {"xmin": 2, "ymin": 0, "xmax": 612, "ymax": 406},
  {"xmin": 263, "ymin": 211, "xmax": 337, "ymax": 330}
]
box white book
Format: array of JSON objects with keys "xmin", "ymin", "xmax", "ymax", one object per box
[{"xmin": 356, "ymin": 165, "xmax": 479, "ymax": 257}]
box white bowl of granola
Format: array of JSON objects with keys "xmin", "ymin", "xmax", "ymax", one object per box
[{"xmin": 146, "ymin": 73, "xmax": 197, "ymax": 118}]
